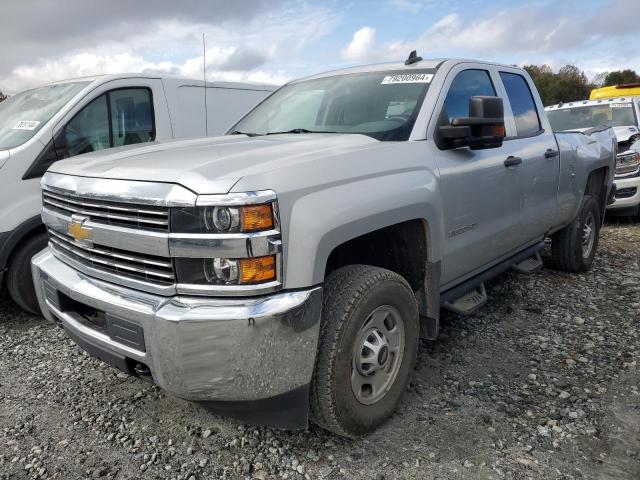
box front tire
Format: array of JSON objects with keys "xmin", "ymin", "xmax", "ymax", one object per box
[
  {"xmin": 6, "ymin": 233, "xmax": 48, "ymax": 315},
  {"xmin": 551, "ymin": 195, "xmax": 601, "ymax": 273},
  {"xmin": 310, "ymin": 265, "xmax": 419, "ymax": 438}
]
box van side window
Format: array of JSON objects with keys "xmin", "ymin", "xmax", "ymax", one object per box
[
  {"xmin": 499, "ymin": 72, "xmax": 541, "ymax": 137},
  {"xmin": 443, "ymin": 69, "xmax": 496, "ymax": 121},
  {"xmin": 63, "ymin": 88, "xmax": 154, "ymax": 157},
  {"xmin": 110, "ymin": 89, "xmax": 154, "ymax": 147},
  {"xmin": 65, "ymin": 95, "xmax": 110, "ymax": 157}
]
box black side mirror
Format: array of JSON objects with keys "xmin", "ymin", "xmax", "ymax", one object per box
[{"xmin": 437, "ymin": 96, "xmax": 506, "ymax": 150}]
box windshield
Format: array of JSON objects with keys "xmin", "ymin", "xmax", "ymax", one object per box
[
  {"xmin": 230, "ymin": 70, "xmax": 435, "ymax": 141},
  {"xmin": 547, "ymin": 103, "xmax": 637, "ymax": 131},
  {"xmin": 0, "ymin": 81, "xmax": 90, "ymax": 150}
]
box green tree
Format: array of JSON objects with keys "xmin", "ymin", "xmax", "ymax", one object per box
[
  {"xmin": 524, "ymin": 64, "xmax": 594, "ymax": 106},
  {"xmin": 603, "ymin": 69, "xmax": 640, "ymax": 86}
]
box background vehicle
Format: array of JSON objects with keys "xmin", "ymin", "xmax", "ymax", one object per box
[
  {"xmin": 590, "ymin": 83, "xmax": 640, "ymax": 100},
  {"xmin": 0, "ymin": 74, "xmax": 275, "ymax": 313},
  {"xmin": 546, "ymin": 98, "xmax": 640, "ymax": 216},
  {"xmin": 32, "ymin": 56, "xmax": 615, "ymax": 438}
]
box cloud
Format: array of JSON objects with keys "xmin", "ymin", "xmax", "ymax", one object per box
[
  {"xmin": 389, "ymin": 0, "xmax": 449, "ymax": 13},
  {"xmin": 0, "ymin": 2, "xmax": 339, "ymax": 93},
  {"xmin": 341, "ymin": 27, "xmax": 376, "ymax": 61},
  {"xmin": 376, "ymin": 0, "xmax": 640, "ymax": 68}
]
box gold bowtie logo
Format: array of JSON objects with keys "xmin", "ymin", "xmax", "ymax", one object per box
[{"xmin": 68, "ymin": 217, "xmax": 92, "ymax": 245}]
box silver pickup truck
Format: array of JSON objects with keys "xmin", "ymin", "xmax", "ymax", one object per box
[{"xmin": 32, "ymin": 55, "xmax": 616, "ymax": 438}]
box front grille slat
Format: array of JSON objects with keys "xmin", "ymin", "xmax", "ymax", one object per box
[
  {"xmin": 43, "ymin": 190, "xmax": 169, "ymax": 231},
  {"xmin": 615, "ymin": 152, "xmax": 640, "ymax": 176},
  {"xmin": 48, "ymin": 230, "xmax": 175, "ymax": 285}
]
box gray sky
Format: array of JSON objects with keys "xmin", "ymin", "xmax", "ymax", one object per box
[{"xmin": 2, "ymin": 0, "xmax": 639, "ymax": 94}]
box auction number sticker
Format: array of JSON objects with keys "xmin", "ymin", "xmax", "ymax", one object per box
[
  {"xmin": 12, "ymin": 120, "xmax": 41, "ymax": 130},
  {"xmin": 381, "ymin": 73, "xmax": 433, "ymax": 84},
  {"xmin": 611, "ymin": 103, "xmax": 632, "ymax": 108}
]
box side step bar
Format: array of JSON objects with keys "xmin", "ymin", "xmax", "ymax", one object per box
[
  {"xmin": 442, "ymin": 283, "xmax": 487, "ymax": 315},
  {"xmin": 513, "ymin": 251, "xmax": 543, "ymax": 274},
  {"xmin": 439, "ymin": 242, "xmax": 544, "ymax": 317}
]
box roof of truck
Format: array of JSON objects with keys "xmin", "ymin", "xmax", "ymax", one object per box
[
  {"xmin": 293, "ymin": 58, "xmax": 525, "ymax": 83},
  {"xmin": 39, "ymin": 73, "xmax": 277, "ymax": 91},
  {"xmin": 545, "ymin": 97, "xmax": 640, "ymax": 110}
]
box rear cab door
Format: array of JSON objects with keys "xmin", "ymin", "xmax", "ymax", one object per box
[{"xmin": 497, "ymin": 67, "xmax": 560, "ymax": 241}]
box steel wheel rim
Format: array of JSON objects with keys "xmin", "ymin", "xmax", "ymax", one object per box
[
  {"xmin": 351, "ymin": 305, "xmax": 405, "ymax": 405},
  {"xmin": 581, "ymin": 211, "xmax": 596, "ymax": 259}
]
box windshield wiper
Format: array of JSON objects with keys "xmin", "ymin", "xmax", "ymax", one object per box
[
  {"xmin": 229, "ymin": 130, "xmax": 262, "ymax": 137},
  {"xmin": 265, "ymin": 128, "xmax": 338, "ymax": 135}
]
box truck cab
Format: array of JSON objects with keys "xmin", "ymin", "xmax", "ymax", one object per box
[{"xmin": 0, "ymin": 74, "xmax": 275, "ymax": 313}]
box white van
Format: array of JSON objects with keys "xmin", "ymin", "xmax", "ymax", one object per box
[{"xmin": 0, "ymin": 74, "xmax": 276, "ymax": 314}]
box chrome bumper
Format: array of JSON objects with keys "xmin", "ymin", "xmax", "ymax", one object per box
[
  {"xmin": 32, "ymin": 249, "xmax": 322, "ymax": 403},
  {"xmin": 608, "ymin": 174, "xmax": 640, "ymax": 210}
]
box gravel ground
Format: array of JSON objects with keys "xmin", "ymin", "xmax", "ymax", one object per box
[{"xmin": 1, "ymin": 220, "xmax": 639, "ymax": 480}]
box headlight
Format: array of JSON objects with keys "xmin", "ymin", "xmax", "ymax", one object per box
[
  {"xmin": 175, "ymin": 255, "xmax": 277, "ymax": 285},
  {"xmin": 171, "ymin": 204, "xmax": 275, "ymax": 233}
]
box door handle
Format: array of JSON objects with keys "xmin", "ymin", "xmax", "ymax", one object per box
[
  {"xmin": 545, "ymin": 149, "xmax": 559, "ymax": 159},
  {"xmin": 504, "ymin": 156, "xmax": 522, "ymax": 167}
]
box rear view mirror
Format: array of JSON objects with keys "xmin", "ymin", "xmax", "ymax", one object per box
[{"xmin": 437, "ymin": 96, "xmax": 506, "ymax": 150}]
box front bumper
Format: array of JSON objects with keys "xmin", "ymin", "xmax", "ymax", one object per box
[
  {"xmin": 607, "ymin": 174, "xmax": 640, "ymax": 213},
  {"xmin": 32, "ymin": 249, "xmax": 322, "ymax": 427}
]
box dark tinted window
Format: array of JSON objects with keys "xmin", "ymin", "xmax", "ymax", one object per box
[
  {"xmin": 500, "ymin": 72, "xmax": 541, "ymax": 136},
  {"xmin": 444, "ymin": 69, "xmax": 496, "ymax": 121}
]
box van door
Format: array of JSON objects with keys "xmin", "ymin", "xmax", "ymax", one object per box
[
  {"xmin": 433, "ymin": 67, "xmax": 525, "ymax": 286},
  {"xmin": 498, "ymin": 70, "xmax": 559, "ymax": 241}
]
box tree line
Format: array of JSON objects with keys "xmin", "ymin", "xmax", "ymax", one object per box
[
  {"xmin": 523, "ymin": 66, "xmax": 639, "ymax": 106},
  {"xmin": 0, "ymin": 91, "xmax": 6, "ymax": 103}
]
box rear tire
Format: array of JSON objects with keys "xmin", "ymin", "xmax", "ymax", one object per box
[
  {"xmin": 6, "ymin": 233, "xmax": 48, "ymax": 315},
  {"xmin": 551, "ymin": 195, "xmax": 600, "ymax": 273},
  {"xmin": 310, "ymin": 265, "xmax": 419, "ymax": 438}
]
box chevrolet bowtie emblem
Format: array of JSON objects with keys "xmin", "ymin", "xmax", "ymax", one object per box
[{"xmin": 68, "ymin": 216, "xmax": 92, "ymax": 246}]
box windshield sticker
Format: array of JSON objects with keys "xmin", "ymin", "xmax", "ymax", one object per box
[
  {"xmin": 381, "ymin": 73, "xmax": 433, "ymax": 85},
  {"xmin": 12, "ymin": 120, "xmax": 41, "ymax": 130},
  {"xmin": 611, "ymin": 103, "xmax": 632, "ymax": 108}
]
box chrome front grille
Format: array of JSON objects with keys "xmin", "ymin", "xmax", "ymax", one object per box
[
  {"xmin": 615, "ymin": 151, "xmax": 640, "ymax": 177},
  {"xmin": 43, "ymin": 189, "xmax": 169, "ymax": 232},
  {"xmin": 48, "ymin": 229, "xmax": 175, "ymax": 285}
]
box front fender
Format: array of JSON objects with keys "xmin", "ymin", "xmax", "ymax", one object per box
[{"xmin": 281, "ymin": 168, "xmax": 443, "ymax": 288}]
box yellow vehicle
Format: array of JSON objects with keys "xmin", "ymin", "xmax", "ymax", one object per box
[{"xmin": 590, "ymin": 83, "xmax": 640, "ymax": 100}]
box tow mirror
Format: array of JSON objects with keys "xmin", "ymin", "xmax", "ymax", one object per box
[{"xmin": 437, "ymin": 96, "xmax": 506, "ymax": 150}]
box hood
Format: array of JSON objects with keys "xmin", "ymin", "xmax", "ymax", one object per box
[
  {"xmin": 613, "ymin": 125, "xmax": 639, "ymax": 144},
  {"xmin": 48, "ymin": 134, "xmax": 380, "ymax": 194}
]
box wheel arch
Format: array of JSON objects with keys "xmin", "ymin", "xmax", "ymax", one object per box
[
  {"xmin": 0, "ymin": 216, "xmax": 46, "ymax": 273},
  {"xmin": 584, "ymin": 166, "xmax": 610, "ymax": 222}
]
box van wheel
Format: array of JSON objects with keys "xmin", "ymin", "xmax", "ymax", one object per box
[
  {"xmin": 310, "ymin": 265, "xmax": 419, "ymax": 438},
  {"xmin": 6, "ymin": 233, "xmax": 48, "ymax": 315},
  {"xmin": 551, "ymin": 195, "xmax": 600, "ymax": 273}
]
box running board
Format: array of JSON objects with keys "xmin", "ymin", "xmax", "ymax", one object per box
[
  {"xmin": 513, "ymin": 251, "xmax": 543, "ymax": 274},
  {"xmin": 442, "ymin": 283, "xmax": 487, "ymax": 315}
]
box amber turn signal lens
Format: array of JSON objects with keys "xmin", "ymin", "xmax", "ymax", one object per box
[
  {"xmin": 241, "ymin": 204, "xmax": 273, "ymax": 232},
  {"xmin": 239, "ymin": 255, "xmax": 276, "ymax": 284}
]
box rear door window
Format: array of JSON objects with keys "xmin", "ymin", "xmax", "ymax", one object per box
[{"xmin": 499, "ymin": 72, "xmax": 541, "ymax": 137}]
